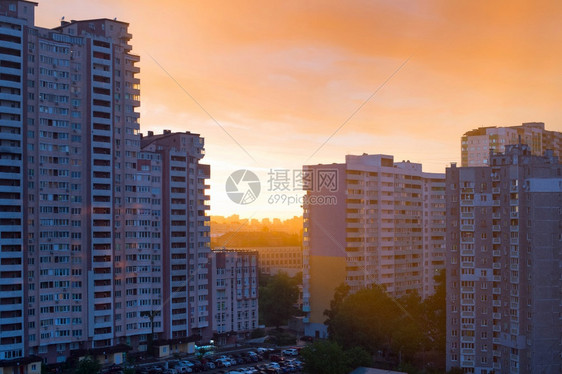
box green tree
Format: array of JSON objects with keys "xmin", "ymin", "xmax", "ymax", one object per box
[
  {"xmin": 301, "ymin": 340, "xmax": 348, "ymax": 374},
  {"xmin": 323, "ymin": 283, "xmax": 349, "ymax": 338},
  {"xmin": 422, "ymin": 269, "xmax": 446, "ymax": 355},
  {"xmin": 74, "ymin": 357, "xmax": 101, "ymax": 374},
  {"xmin": 259, "ymin": 272, "xmax": 299, "ymax": 328},
  {"xmin": 344, "ymin": 346, "xmax": 373, "ymax": 369},
  {"xmin": 301, "ymin": 340, "xmax": 372, "ymax": 374},
  {"xmin": 327, "ymin": 286, "xmax": 401, "ymax": 353}
]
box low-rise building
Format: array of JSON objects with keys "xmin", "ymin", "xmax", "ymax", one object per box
[
  {"xmin": 233, "ymin": 246, "xmax": 302, "ymax": 277},
  {"xmin": 207, "ymin": 250, "xmax": 259, "ymax": 346}
]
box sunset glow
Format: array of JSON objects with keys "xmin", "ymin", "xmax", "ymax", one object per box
[{"xmin": 37, "ymin": 0, "xmax": 562, "ymax": 218}]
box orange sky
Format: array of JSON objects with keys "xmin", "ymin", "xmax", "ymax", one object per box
[{"xmin": 36, "ymin": 0, "xmax": 562, "ymax": 218}]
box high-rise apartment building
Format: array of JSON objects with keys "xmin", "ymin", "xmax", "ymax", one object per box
[
  {"xmin": 461, "ymin": 122, "xmax": 562, "ymax": 167},
  {"xmin": 207, "ymin": 249, "xmax": 259, "ymax": 346},
  {"xmin": 0, "ymin": 1, "xmax": 212, "ymax": 366},
  {"xmin": 140, "ymin": 130, "xmax": 211, "ymax": 342},
  {"xmin": 302, "ymin": 154, "xmax": 446, "ymax": 338},
  {"xmin": 446, "ymin": 145, "xmax": 562, "ymax": 373}
]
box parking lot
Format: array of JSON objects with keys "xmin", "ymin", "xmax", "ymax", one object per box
[{"xmin": 129, "ymin": 348, "xmax": 303, "ymax": 374}]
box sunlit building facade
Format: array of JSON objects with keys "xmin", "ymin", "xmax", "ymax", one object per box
[
  {"xmin": 232, "ymin": 246, "xmax": 302, "ymax": 277},
  {"xmin": 302, "ymin": 154, "xmax": 446, "ymax": 338},
  {"xmin": 461, "ymin": 122, "xmax": 562, "ymax": 167},
  {"xmin": 446, "ymin": 145, "xmax": 562, "ymax": 373}
]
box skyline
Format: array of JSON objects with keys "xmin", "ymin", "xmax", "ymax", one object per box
[{"xmin": 36, "ymin": 0, "xmax": 562, "ymax": 219}]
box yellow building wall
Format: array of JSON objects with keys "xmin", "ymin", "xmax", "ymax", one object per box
[{"xmin": 309, "ymin": 255, "xmax": 346, "ymax": 324}]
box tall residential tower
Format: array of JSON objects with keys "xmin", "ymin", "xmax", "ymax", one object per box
[
  {"xmin": 446, "ymin": 145, "xmax": 562, "ymax": 373},
  {"xmin": 302, "ymin": 154, "xmax": 446, "ymax": 338},
  {"xmin": 0, "ymin": 1, "xmax": 213, "ymax": 366}
]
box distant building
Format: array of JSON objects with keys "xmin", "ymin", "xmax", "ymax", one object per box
[
  {"xmin": 446, "ymin": 145, "xmax": 562, "ymax": 373},
  {"xmin": 208, "ymin": 249, "xmax": 259, "ymax": 345},
  {"xmin": 233, "ymin": 246, "xmax": 302, "ymax": 277},
  {"xmin": 302, "ymin": 154, "xmax": 446, "ymax": 338},
  {"xmin": 461, "ymin": 122, "xmax": 562, "ymax": 167}
]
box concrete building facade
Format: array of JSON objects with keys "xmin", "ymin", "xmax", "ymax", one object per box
[
  {"xmin": 461, "ymin": 122, "xmax": 562, "ymax": 167},
  {"xmin": 302, "ymin": 154, "xmax": 446, "ymax": 338},
  {"xmin": 140, "ymin": 131, "xmax": 211, "ymax": 343},
  {"xmin": 0, "ymin": 1, "xmax": 212, "ymax": 366},
  {"xmin": 446, "ymin": 144, "xmax": 562, "ymax": 373},
  {"xmin": 232, "ymin": 246, "xmax": 302, "ymax": 277},
  {"xmin": 207, "ymin": 249, "xmax": 259, "ymax": 345}
]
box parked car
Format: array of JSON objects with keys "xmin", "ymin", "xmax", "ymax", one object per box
[
  {"xmin": 215, "ymin": 358, "xmax": 232, "ymax": 368},
  {"xmin": 281, "ymin": 349, "xmax": 298, "ymax": 356}
]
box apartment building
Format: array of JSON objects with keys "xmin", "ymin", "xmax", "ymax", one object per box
[
  {"xmin": 140, "ymin": 130, "xmax": 211, "ymax": 343},
  {"xmin": 446, "ymin": 144, "xmax": 562, "ymax": 373},
  {"xmin": 0, "ymin": 1, "xmax": 212, "ymax": 366},
  {"xmin": 302, "ymin": 154, "xmax": 446, "ymax": 338},
  {"xmin": 207, "ymin": 249, "xmax": 259, "ymax": 345},
  {"xmin": 461, "ymin": 122, "xmax": 562, "ymax": 167},
  {"xmin": 0, "ymin": 0, "xmax": 26, "ymax": 363}
]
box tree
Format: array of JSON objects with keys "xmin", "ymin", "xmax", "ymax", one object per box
[
  {"xmin": 301, "ymin": 340, "xmax": 348, "ymax": 374},
  {"xmin": 75, "ymin": 357, "xmax": 101, "ymax": 374},
  {"xmin": 423, "ymin": 269, "xmax": 446, "ymax": 354},
  {"xmin": 259, "ymin": 272, "xmax": 299, "ymax": 328},
  {"xmin": 323, "ymin": 283, "xmax": 349, "ymax": 338},
  {"xmin": 344, "ymin": 346, "xmax": 373, "ymax": 369},
  {"xmin": 326, "ymin": 286, "xmax": 402, "ymax": 354},
  {"xmin": 301, "ymin": 340, "xmax": 372, "ymax": 374}
]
